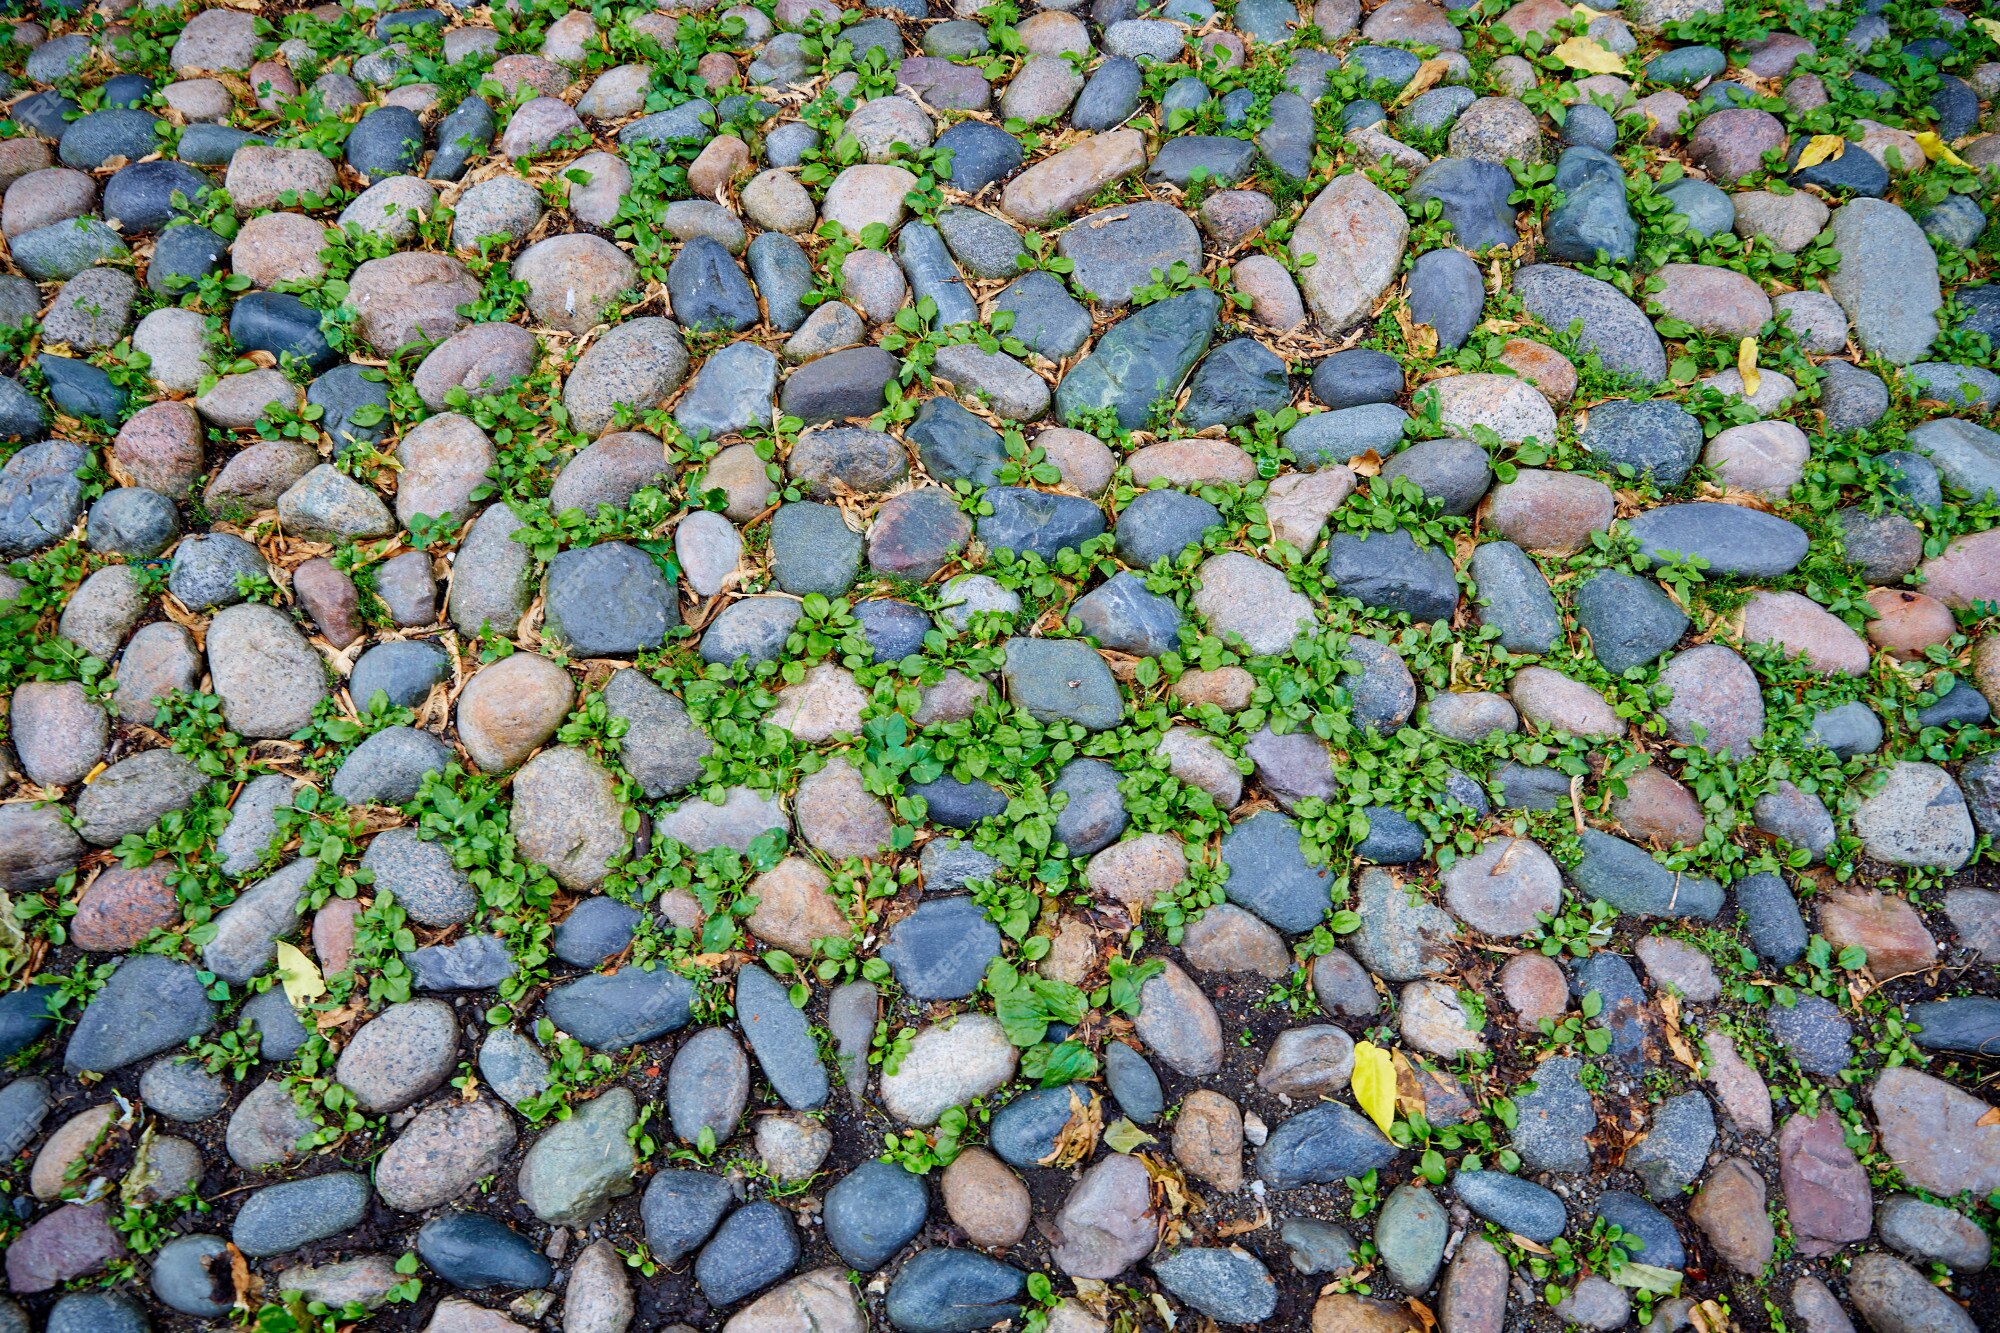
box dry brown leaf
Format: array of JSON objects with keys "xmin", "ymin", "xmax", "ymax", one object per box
[
  {"xmin": 1407, "ymin": 1297, "xmax": 1438, "ymax": 1333},
  {"xmin": 1349, "ymin": 448, "xmax": 1383, "ymax": 477},
  {"xmin": 1395, "ymin": 303, "xmax": 1440, "ymax": 358},
  {"xmin": 1978, "ymin": 1106, "xmax": 2000, "ymax": 1127},
  {"xmin": 227, "ymin": 1242, "xmax": 258, "ymax": 1311},
  {"xmin": 1689, "ymin": 1298, "xmax": 1735, "ymax": 1333},
  {"xmin": 1215, "ymin": 1207, "xmax": 1272, "ymax": 1237},
  {"xmin": 1658, "ymin": 991, "xmax": 1698, "ymax": 1070},
  {"xmin": 1391, "ymin": 1049, "xmax": 1428, "ymax": 1117},
  {"xmin": 1039, "ymin": 1089, "xmax": 1103, "ymax": 1169},
  {"xmin": 1512, "ymin": 1234, "xmax": 1552, "ymax": 1254},
  {"xmin": 1391, "ymin": 57, "xmax": 1452, "ymax": 108}
]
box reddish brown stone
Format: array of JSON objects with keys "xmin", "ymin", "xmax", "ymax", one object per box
[
  {"xmin": 1496, "ymin": 338, "xmax": 1576, "ymax": 405},
  {"xmin": 1778, "ymin": 1110, "xmax": 1870, "ymax": 1256},
  {"xmin": 314, "ymin": 897, "xmax": 360, "ymax": 976},
  {"xmin": 1686, "ymin": 1158, "xmax": 1773, "ymax": 1274},
  {"xmin": 1500, "ymin": 951, "xmax": 1569, "ymax": 1026},
  {"xmin": 1611, "ymin": 765, "xmax": 1707, "ymax": 849},
  {"xmin": 113, "ymin": 401, "xmax": 205, "ymax": 499},
  {"xmin": 1863, "ymin": 587, "xmax": 1956, "ymax": 660},
  {"xmin": 291, "ymin": 557, "xmax": 364, "ymax": 648},
  {"xmin": 1816, "ymin": 889, "xmax": 1936, "ymax": 980},
  {"xmin": 70, "ymin": 863, "xmax": 181, "ymax": 952},
  {"xmin": 4, "ymin": 1202, "xmax": 125, "ymax": 1293}
]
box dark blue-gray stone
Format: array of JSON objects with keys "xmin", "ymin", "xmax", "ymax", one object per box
[
  {"xmin": 1346, "ymin": 44, "xmax": 1421, "ymax": 90},
  {"xmin": 1145, "ymin": 134, "xmax": 1259, "ymax": 189},
  {"xmin": 908, "ymin": 775, "xmax": 1007, "ymax": 829},
  {"xmin": 1163, "ymin": 75, "xmax": 1213, "ymax": 116},
  {"xmin": 1257, "ymin": 1102, "xmax": 1400, "ymax": 1188},
  {"xmin": 1220, "ymin": 809, "xmax": 1333, "ymax": 934},
  {"xmin": 1053, "ymin": 757, "xmax": 1127, "ymax": 855},
  {"xmin": 1769, "ymin": 993, "xmax": 1852, "ymax": 1075},
  {"xmin": 1406, "ymin": 248, "xmax": 1485, "ymax": 352},
  {"xmin": 1907, "ymin": 364, "xmax": 2000, "ymax": 411},
  {"xmin": 346, "ymin": 106, "xmax": 425, "ymax": 182},
  {"xmin": 701, "ymin": 596, "xmax": 803, "ymax": 667},
  {"xmin": 167, "ymin": 532, "xmax": 267, "ymax": 611},
  {"xmin": 1285, "ymin": 403, "xmax": 1408, "ymax": 464},
  {"xmin": 1001, "ymin": 636, "xmax": 1123, "ymax": 730},
  {"xmin": 1074, "ymin": 56, "xmax": 1144, "ymax": 131},
  {"xmin": 1569, "ymin": 951, "xmax": 1650, "ymax": 1061},
  {"xmin": 1114, "ymin": 488, "xmax": 1220, "ymax": 568},
  {"xmin": 1788, "ymin": 134, "xmax": 1888, "ymax": 196},
  {"xmin": 1578, "ymin": 398, "xmax": 1703, "ymax": 484},
  {"xmin": 748, "ymin": 231, "xmax": 814, "ymax": 332},
  {"xmin": 671, "ymin": 234, "xmax": 760, "ymax": 332},
  {"xmin": 233, "ymin": 292, "xmax": 340, "ymax": 375},
  {"xmin": 1567, "ymin": 829, "xmax": 1722, "ymax": 918},
  {"xmin": 881, "ymin": 896, "xmax": 1001, "ymax": 1001},
  {"xmin": 1659, "ymin": 178, "xmax": 1735, "ymax": 238},
  {"xmin": 358, "ymin": 640, "xmax": 456, "ymax": 712},
  {"xmin": 918, "ymin": 838, "xmax": 1001, "ymax": 895},
  {"xmin": 1560, "ymin": 102, "xmax": 1618, "ymax": 153},
  {"xmin": 232, "ymin": 1172, "xmax": 371, "ymax": 1257},
  {"xmin": 1069, "ymin": 571, "xmax": 1184, "ymax": 656},
  {"xmin": 1152, "ymin": 1248, "xmax": 1278, "ymax": 1324},
  {"xmin": 149, "ymin": 222, "xmax": 228, "ymax": 295},
  {"xmin": 1545, "ymin": 146, "xmax": 1637, "ymax": 263},
  {"xmin": 1810, "ymin": 701, "xmax": 1883, "ymax": 757},
  {"xmin": 417, "ymin": 1212, "xmax": 553, "ymax": 1290},
  {"xmin": 780, "ymin": 345, "xmax": 895, "ymax": 423},
  {"xmin": 1595, "ymin": 1191, "xmax": 1684, "ymax": 1269},
  {"xmin": 770, "ymin": 501, "xmax": 864, "ymax": 596},
  {"xmin": 1182, "ymin": 337, "xmax": 1290, "ymax": 430},
  {"xmin": 1408, "ymin": 157, "xmax": 1518, "ymax": 250},
  {"xmin": 1399, "ymin": 86, "xmax": 1477, "ymax": 137},
  {"xmin": 1470, "ymin": 540, "xmax": 1560, "ymax": 653},
  {"xmin": 1325, "ymin": 528, "xmax": 1458, "ymax": 622},
  {"xmin": 1644, "ymin": 45, "xmax": 1725, "ymax": 85},
  {"xmin": 429, "ymin": 97, "xmax": 496, "ymax": 181},
  {"xmin": 1514, "ymin": 264, "xmax": 1668, "ymax": 383},
  {"xmin": 1916, "ymin": 194, "xmax": 1986, "ymax": 250},
  {"xmin": 989, "ymin": 1085, "xmax": 1084, "ymax": 1167},
  {"xmin": 824, "ymin": 1160, "xmax": 929, "ymax": 1269},
  {"xmin": 553, "ymin": 897, "xmax": 642, "ymax": 969},
  {"xmin": 885, "ymin": 1248, "xmax": 1025, "ymax": 1333},
  {"xmin": 38, "ymin": 354, "xmax": 127, "ymax": 424},
  {"xmin": 696, "ymin": 1202, "xmax": 799, "ymax": 1306},
  {"xmin": 1573, "ymin": 569, "xmax": 1688, "ymax": 674},
  {"xmin": 618, "ymin": 99, "xmax": 714, "ymax": 149},
  {"xmin": 1492, "ymin": 762, "xmax": 1572, "ymax": 811},
  {"xmin": 0, "ymin": 985, "xmax": 58, "ymax": 1061},
  {"xmin": 1105, "ymin": 1041, "xmax": 1164, "ymax": 1123},
  {"xmin": 898, "ymin": 222, "xmax": 979, "ymax": 327},
  {"xmin": 545, "ymin": 541, "xmax": 678, "ymax": 655},
  {"xmin": 1510, "ymin": 1055, "xmax": 1597, "ymax": 1173},
  {"xmin": 642, "ymin": 1169, "xmax": 734, "ymax": 1262},
  {"xmin": 1625, "ymin": 502, "xmax": 1809, "ymax": 577},
  {"xmin": 936, "ymin": 119, "xmax": 1023, "ymax": 193},
  {"xmin": 14, "ymin": 219, "xmax": 130, "ymax": 282},
  {"xmin": 1736, "ymin": 871, "xmax": 1808, "ymax": 965},
  {"xmin": 85, "ymin": 486, "xmax": 178, "ymax": 558},
  {"xmin": 1908, "ymin": 997, "xmax": 2000, "ymax": 1056},
  {"xmin": 1344, "ymin": 634, "xmax": 1417, "ymax": 733},
  {"xmin": 1342, "ymin": 98, "xmax": 1386, "ymax": 130},
  {"xmin": 542, "ymin": 967, "xmax": 694, "ymax": 1050},
  {"xmin": 331, "ymin": 726, "xmax": 449, "ymax": 806},
  {"xmin": 856, "ymin": 598, "xmax": 933, "ymax": 664},
  {"xmin": 405, "ymin": 933, "xmax": 518, "ymax": 992},
  {"xmin": 59, "ymin": 108, "xmax": 164, "ymax": 169},
  {"xmin": 736, "ymin": 964, "xmax": 828, "ymax": 1110},
  {"xmin": 1382, "ymin": 437, "xmax": 1492, "ymax": 516},
  {"xmin": 1055, "ymin": 287, "xmax": 1220, "ymax": 431},
  {"xmin": 0, "ymin": 375, "xmax": 48, "ymax": 441},
  {"xmin": 978, "ymin": 488, "xmax": 1106, "ymax": 561},
  {"xmin": 993, "ymin": 269, "xmax": 1092, "ymax": 361},
  {"xmin": 151, "ymin": 1233, "xmax": 234, "ymax": 1317},
  {"xmin": 1255, "ymin": 91, "xmax": 1315, "ymax": 182},
  {"xmin": 15, "ymin": 90, "xmax": 79, "ymax": 139},
  {"xmin": 178, "ymin": 124, "xmax": 266, "ymax": 166},
  {"xmin": 1820, "ymin": 359, "xmax": 1890, "ymax": 434},
  {"xmin": 1452, "ymin": 1170, "xmax": 1567, "ymax": 1242},
  {"xmin": 1918, "ymin": 681, "xmax": 1989, "ymax": 729},
  {"xmin": 64, "ymin": 954, "xmax": 215, "ymax": 1075},
  {"xmin": 1312, "ymin": 349, "xmax": 1404, "ymax": 408},
  {"xmin": 1358, "ymin": 807, "xmax": 1426, "ymax": 864},
  {"xmin": 46, "ymin": 1292, "xmax": 150, "ymax": 1333},
  {"xmin": 910, "ymin": 395, "xmax": 1006, "ymax": 486},
  {"xmin": 103, "ymin": 160, "xmax": 212, "ymax": 234}
]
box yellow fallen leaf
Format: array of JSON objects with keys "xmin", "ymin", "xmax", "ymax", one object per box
[
  {"xmin": 274, "ymin": 940, "xmax": 326, "ymax": 1006},
  {"xmin": 1104, "ymin": 1117, "xmax": 1157, "ymax": 1154},
  {"xmin": 1794, "ymin": 134, "xmax": 1847, "ymax": 169},
  {"xmin": 1976, "ymin": 16, "xmax": 2000, "ymax": 42},
  {"xmin": 1551, "ymin": 36, "xmax": 1626, "ymax": 76},
  {"xmin": 1351, "ymin": 1040, "xmax": 1397, "ymax": 1138},
  {"xmin": 1737, "ymin": 337, "xmax": 1760, "ymax": 398},
  {"xmin": 1913, "ymin": 131, "xmax": 1968, "ymax": 167}
]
